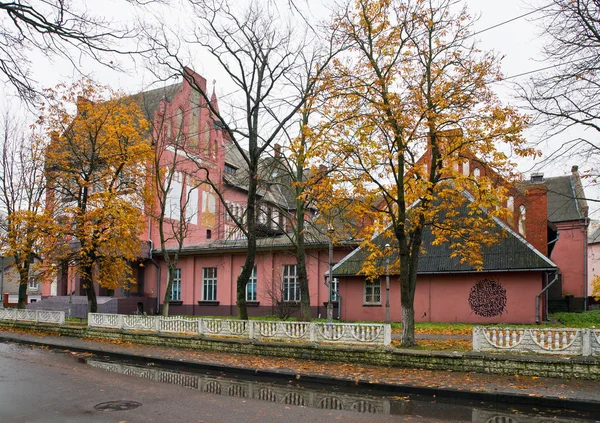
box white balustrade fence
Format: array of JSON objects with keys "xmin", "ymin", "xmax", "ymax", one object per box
[
  {"xmin": 0, "ymin": 308, "xmax": 65, "ymax": 325},
  {"xmin": 88, "ymin": 313, "xmax": 392, "ymax": 347},
  {"xmin": 473, "ymin": 327, "xmax": 600, "ymax": 356}
]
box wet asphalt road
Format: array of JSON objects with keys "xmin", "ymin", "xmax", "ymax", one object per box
[
  {"xmin": 0, "ymin": 341, "xmax": 597, "ymax": 423},
  {"xmin": 0, "ymin": 342, "xmax": 436, "ymax": 423}
]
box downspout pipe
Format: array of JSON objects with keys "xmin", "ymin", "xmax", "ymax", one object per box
[
  {"xmin": 536, "ymin": 271, "xmax": 558, "ymax": 323},
  {"xmin": 584, "ymin": 216, "xmax": 589, "ymax": 311}
]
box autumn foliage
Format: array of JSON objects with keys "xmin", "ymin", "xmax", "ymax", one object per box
[
  {"xmin": 40, "ymin": 80, "xmax": 152, "ymax": 312},
  {"xmin": 318, "ymin": 0, "xmax": 536, "ymax": 346}
]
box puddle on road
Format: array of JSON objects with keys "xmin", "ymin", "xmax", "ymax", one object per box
[{"xmin": 82, "ymin": 356, "xmax": 598, "ymax": 423}]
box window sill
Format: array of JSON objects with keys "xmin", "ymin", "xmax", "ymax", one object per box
[
  {"xmin": 278, "ymin": 301, "xmax": 300, "ymax": 306},
  {"xmin": 246, "ymin": 301, "xmax": 260, "ymax": 307},
  {"xmin": 363, "ymin": 303, "xmax": 382, "ymax": 307},
  {"xmin": 197, "ymin": 301, "xmax": 220, "ymax": 306},
  {"xmin": 169, "ymin": 300, "xmax": 183, "ymax": 306}
]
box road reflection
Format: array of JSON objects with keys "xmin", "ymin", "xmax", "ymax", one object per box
[{"xmin": 85, "ymin": 358, "xmax": 595, "ymax": 422}]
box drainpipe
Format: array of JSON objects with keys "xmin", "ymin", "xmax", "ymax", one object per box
[
  {"xmin": 584, "ymin": 216, "xmax": 589, "ymax": 311},
  {"xmin": 536, "ymin": 271, "xmax": 558, "ymax": 323}
]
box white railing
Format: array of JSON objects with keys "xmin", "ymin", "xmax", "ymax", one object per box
[
  {"xmin": 473, "ymin": 327, "xmax": 600, "ymax": 356},
  {"xmin": 88, "ymin": 313, "xmax": 392, "ymax": 347},
  {"xmin": 0, "ymin": 308, "xmax": 65, "ymax": 325}
]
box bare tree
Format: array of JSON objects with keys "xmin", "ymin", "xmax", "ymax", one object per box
[
  {"xmin": 146, "ymin": 0, "xmax": 334, "ymax": 320},
  {"xmin": 140, "ymin": 89, "xmax": 203, "ymax": 316},
  {"xmin": 0, "ymin": 1, "xmax": 147, "ymax": 103},
  {"xmin": 523, "ymin": 0, "xmax": 600, "ymax": 179},
  {"xmin": 0, "ymin": 111, "xmax": 46, "ymax": 308}
]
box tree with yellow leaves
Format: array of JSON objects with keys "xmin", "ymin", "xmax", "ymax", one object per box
[
  {"xmin": 42, "ymin": 80, "xmax": 153, "ymax": 313},
  {"xmin": 0, "ymin": 112, "xmax": 47, "ymax": 308},
  {"xmin": 322, "ymin": 0, "xmax": 536, "ymax": 346}
]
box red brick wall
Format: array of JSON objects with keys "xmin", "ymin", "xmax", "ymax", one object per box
[{"xmin": 524, "ymin": 184, "xmax": 548, "ymax": 256}]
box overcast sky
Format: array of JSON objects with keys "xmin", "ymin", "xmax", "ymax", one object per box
[{"xmin": 3, "ymin": 0, "xmax": 598, "ymax": 215}]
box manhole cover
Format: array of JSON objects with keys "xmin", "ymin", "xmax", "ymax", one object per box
[{"xmin": 94, "ymin": 401, "xmax": 142, "ymax": 412}]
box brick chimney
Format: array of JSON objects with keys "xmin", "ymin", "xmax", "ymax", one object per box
[
  {"xmin": 274, "ymin": 143, "xmax": 281, "ymax": 158},
  {"xmin": 524, "ymin": 184, "xmax": 548, "ymax": 256}
]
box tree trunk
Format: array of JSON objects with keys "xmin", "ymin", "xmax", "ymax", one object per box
[
  {"xmin": 400, "ymin": 301, "xmax": 415, "ymax": 346},
  {"xmin": 237, "ymin": 237, "xmax": 255, "ymax": 320},
  {"xmin": 81, "ymin": 264, "xmax": 98, "ymax": 313},
  {"xmin": 17, "ymin": 281, "xmax": 27, "ymax": 309},
  {"xmin": 162, "ymin": 300, "xmax": 169, "ymax": 317},
  {"xmin": 297, "ymin": 244, "xmax": 311, "ymax": 322},
  {"xmin": 17, "ymin": 260, "xmax": 30, "ymax": 309},
  {"xmin": 162, "ymin": 265, "xmax": 175, "ymax": 317},
  {"xmin": 237, "ymin": 158, "xmax": 258, "ymax": 321}
]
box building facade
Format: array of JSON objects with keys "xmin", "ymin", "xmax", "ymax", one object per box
[{"xmin": 38, "ymin": 69, "xmax": 590, "ymax": 323}]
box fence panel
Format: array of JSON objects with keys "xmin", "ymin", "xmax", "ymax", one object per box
[
  {"xmin": 0, "ymin": 308, "xmax": 65, "ymax": 325},
  {"xmin": 85, "ymin": 313, "xmax": 391, "ymax": 347},
  {"xmin": 473, "ymin": 327, "xmax": 589, "ymax": 356}
]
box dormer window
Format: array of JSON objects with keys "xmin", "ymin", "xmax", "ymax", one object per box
[{"xmin": 224, "ymin": 164, "xmax": 237, "ymax": 176}]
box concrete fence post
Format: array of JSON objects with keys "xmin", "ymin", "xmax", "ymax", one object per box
[
  {"xmin": 154, "ymin": 316, "xmax": 160, "ymax": 333},
  {"xmin": 118, "ymin": 314, "xmax": 124, "ymax": 330},
  {"xmin": 309, "ymin": 323, "xmax": 316, "ymax": 343},
  {"xmin": 384, "ymin": 324, "xmax": 392, "ymax": 347},
  {"xmin": 35, "ymin": 310, "xmax": 39, "ymax": 324},
  {"xmin": 198, "ymin": 318, "xmax": 203, "ymax": 336},
  {"xmin": 582, "ymin": 329, "xmax": 592, "ymax": 356},
  {"xmin": 248, "ymin": 320, "xmax": 254, "ymax": 340},
  {"xmin": 472, "ymin": 327, "xmax": 480, "ymax": 352}
]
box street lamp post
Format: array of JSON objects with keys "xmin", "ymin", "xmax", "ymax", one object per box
[
  {"xmin": 327, "ymin": 227, "xmax": 335, "ymax": 323},
  {"xmin": 385, "ymin": 244, "xmax": 390, "ymax": 324}
]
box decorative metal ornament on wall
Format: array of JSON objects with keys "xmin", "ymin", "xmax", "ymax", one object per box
[{"xmin": 468, "ymin": 278, "xmax": 507, "ymax": 317}]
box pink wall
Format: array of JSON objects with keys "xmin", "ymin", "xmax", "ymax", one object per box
[
  {"xmin": 339, "ymin": 272, "xmax": 545, "ymax": 324},
  {"xmin": 143, "ymin": 247, "xmax": 353, "ymax": 316},
  {"xmin": 588, "ymin": 242, "xmax": 600, "ymax": 298},
  {"xmin": 551, "ymin": 221, "xmax": 587, "ymax": 298}
]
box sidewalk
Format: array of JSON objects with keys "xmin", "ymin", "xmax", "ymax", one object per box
[{"xmin": 0, "ymin": 328, "xmax": 598, "ymax": 412}]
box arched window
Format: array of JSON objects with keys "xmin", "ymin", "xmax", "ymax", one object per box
[
  {"xmin": 473, "ymin": 167, "xmax": 481, "ymax": 179},
  {"xmin": 518, "ymin": 204, "xmax": 526, "ymax": 236},
  {"xmin": 507, "ymin": 196, "xmax": 514, "ymax": 226},
  {"xmin": 462, "ymin": 161, "xmax": 470, "ymax": 176}
]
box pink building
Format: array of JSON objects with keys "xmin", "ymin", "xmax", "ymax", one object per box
[{"xmin": 37, "ymin": 69, "xmax": 590, "ymax": 323}]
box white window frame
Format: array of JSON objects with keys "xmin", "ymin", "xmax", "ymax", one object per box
[
  {"xmin": 202, "ymin": 267, "xmax": 218, "ymax": 301},
  {"xmin": 364, "ymin": 279, "xmax": 381, "ymax": 305},
  {"xmin": 28, "ymin": 278, "xmax": 39, "ymax": 291},
  {"xmin": 331, "ymin": 277, "xmax": 339, "ymax": 302},
  {"xmin": 282, "ymin": 265, "xmax": 300, "ymax": 302},
  {"xmin": 245, "ymin": 266, "xmax": 257, "ymax": 302},
  {"xmin": 171, "ymin": 269, "xmax": 181, "ymax": 301}
]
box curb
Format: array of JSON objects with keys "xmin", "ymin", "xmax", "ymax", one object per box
[{"xmin": 2, "ymin": 333, "xmax": 599, "ymax": 413}]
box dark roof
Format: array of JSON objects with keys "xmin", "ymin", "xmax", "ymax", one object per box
[
  {"xmin": 521, "ymin": 175, "xmax": 586, "ymax": 223},
  {"xmin": 155, "ymin": 230, "xmax": 357, "ymax": 256},
  {"xmin": 131, "ymin": 83, "xmax": 182, "ymax": 122},
  {"xmin": 223, "ymin": 143, "xmax": 294, "ymax": 209},
  {"xmin": 332, "ymin": 204, "xmax": 556, "ymax": 277},
  {"xmin": 589, "ymin": 227, "xmax": 600, "ymax": 244}
]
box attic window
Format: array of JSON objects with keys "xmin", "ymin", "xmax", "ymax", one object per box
[
  {"xmin": 518, "ymin": 205, "xmax": 526, "ymax": 237},
  {"xmin": 224, "ymin": 164, "xmax": 237, "ymax": 176}
]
